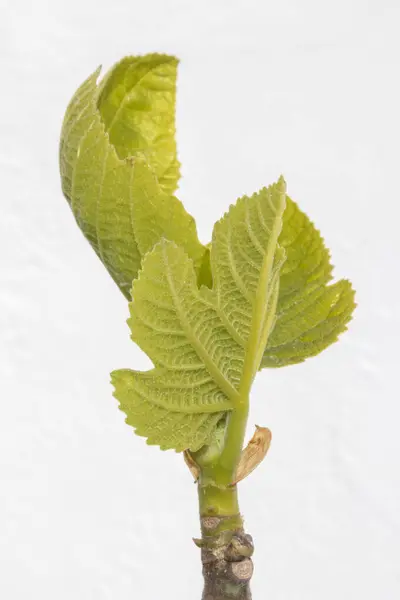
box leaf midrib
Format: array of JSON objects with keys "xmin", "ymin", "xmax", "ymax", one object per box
[{"xmin": 238, "ymin": 187, "xmax": 286, "ymax": 396}]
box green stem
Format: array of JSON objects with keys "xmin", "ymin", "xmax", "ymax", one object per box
[
  {"xmin": 217, "ymin": 403, "xmax": 249, "ymax": 485},
  {"xmin": 196, "ymin": 403, "xmax": 253, "ymax": 599},
  {"xmin": 198, "ymin": 483, "xmax": 242, "ymax": 530}
]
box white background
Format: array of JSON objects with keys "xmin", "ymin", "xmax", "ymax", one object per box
[{"xmin": 1, "ymin": 1, "xmax": 399, "ymax": 598}]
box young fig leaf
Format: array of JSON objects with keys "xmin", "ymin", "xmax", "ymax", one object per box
[
  {"xmin": 96, "ymin": 54, "xmax": 180, "ymax": 193},
  {"xmin": 59, "ymin": 55, "xmax": 206, "ymax": 298},
  {"xmin": 261, "ymin": 197, "xmax": 356, "ymax": 367},
  {"xmin": 111, "ymin": 179, "xmax": 286, "ymax": 451}
]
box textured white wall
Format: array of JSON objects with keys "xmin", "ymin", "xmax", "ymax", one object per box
[{"xmin": 1, "ymin": 0, "xmax": 399, "ymax": 598}]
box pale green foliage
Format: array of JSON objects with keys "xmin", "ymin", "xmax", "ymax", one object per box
[
  {"xmin": 96, "ymin": 54, "xmax": 180, "ymax": 193},
  {"xmin": 261, "ymin": 197, "xmax": 356, "ymax": 367},
  {"xmin": 60, "ymin": 54, "xmax": 356, "ymax": 455},
  {"xmin": 112, "ymin": 180, "xmax": 287, "ymax": 451},
  {"xmin": 59, "ymin": 55, "xmax": 205, "ymax": 298}
]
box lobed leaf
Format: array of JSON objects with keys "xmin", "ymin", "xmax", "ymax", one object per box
[
  {"xmin": 261, "ymin": 197, "xmax": 356, "ymax": 367},
  {"xmin": 112, "ymin": 180, "xmax": 287, "ymax": 451},
  {"xmin": 111, "ymin": 240, "xmax": 242, "ymax": 451}
]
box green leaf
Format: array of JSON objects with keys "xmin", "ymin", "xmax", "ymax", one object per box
[
  {"xmin": 127, "ymin": 158, "xmax": 205, "ymax": 274},
  {"xmin": 260, "ymin": 196, "xmax": 356, "ymax": 367},
  {"xmin": 112, "ymin": 370, "xmax": 225, "ymax": 452},
  {"xmin": 59, "ymin": 56, "xmax": 205, "ymax": 298},
  {"xmin": 112, "ymin": 179, "xmax": 287, "ymax": 451},
  {"xmin": 96, "ymin": 54, "xmax": 180, "ymax": 194}
]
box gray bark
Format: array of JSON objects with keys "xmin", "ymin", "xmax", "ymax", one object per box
[{"xmin": 199, "ymin": 518, "xmax": 254, "ymax": 599}]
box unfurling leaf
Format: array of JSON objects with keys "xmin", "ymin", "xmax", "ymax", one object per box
[
  {"xmin": 260, "ymin": 197, "xmax": 356, "ymax": 367},
  {"xmin": 59, "ymin": 55, "xmax": 206, "ymax": 298},
  {"xmin": 96, "ymin": 55, "xmax": 180, "ymax": 193},
  {"xmin": 231, "ymin": 425, "xmax": 272, "ymax": 485},
  {"xmin": 111, "ymin": 179, "xmax": 287, "ymax": 451}
]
